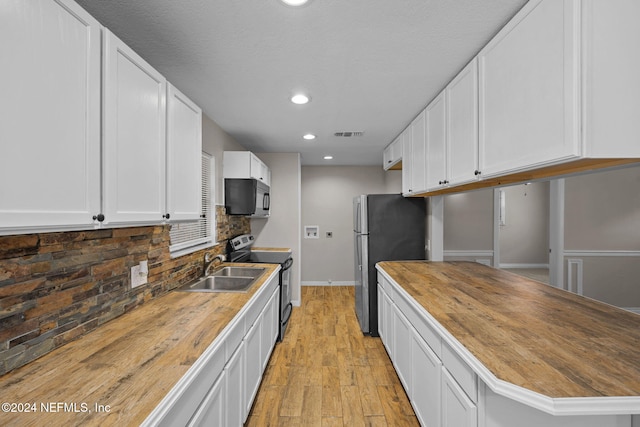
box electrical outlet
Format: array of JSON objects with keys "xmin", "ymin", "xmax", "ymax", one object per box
[{"xmin": 131, "ymin": 261, "xmax": 148, "ymax": 288}]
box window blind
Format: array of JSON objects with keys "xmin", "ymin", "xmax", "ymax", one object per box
[{"xmin": 169, "ymin": 154, "xmax": 215, "ymax": 253}]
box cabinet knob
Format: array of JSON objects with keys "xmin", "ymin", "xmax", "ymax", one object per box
[
  {"xmin": 92, "ymin": 214, "xmax": 105, "ymax": 222},
  {"xmin": 162, "ymin": 213, "xmax": 171, "ymax": 220},
  {"xmin": 474, "ymin": 170, "xmax": 481, "ymax": 176},
  {"xmin": 439, "ymin": 181, "xmax": 443, "ymax": 185},
  {"xmin": 200, "ymin": 214, "xmax": 206, "ymax": 219}
]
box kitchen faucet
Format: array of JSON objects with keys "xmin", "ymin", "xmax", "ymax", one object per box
[{"xmin": 203, "ymin": 253, "xmax": 226, "ymax": 276}]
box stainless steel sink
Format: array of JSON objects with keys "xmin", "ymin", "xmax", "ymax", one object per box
[
  {"xmin": 181, "ymin": 276, "xmax": 256, "ymax": 293},
  {"xmin": 179, "ymin": 266, "xmax": 266, "ymax": 293},
  {"xmin": 211, "ymin": 267, "xmax": 265, "ymax": 278}
]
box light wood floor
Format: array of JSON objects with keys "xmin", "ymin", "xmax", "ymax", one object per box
[{"xmin": 245, "ymin": 286, "xmax": 419, "ymax": 426}]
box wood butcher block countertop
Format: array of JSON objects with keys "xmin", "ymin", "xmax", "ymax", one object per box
[
  {"xmin": 377, "ymin": 261, "xmax": 640, "ymax": 403},
  {"xmin": 0, "ymin": 263, "xmax": 279, "ymax": 427}
]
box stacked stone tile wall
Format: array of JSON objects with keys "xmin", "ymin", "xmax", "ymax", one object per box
[{"xmin": 0, "ymin": 206, "xmax": 250, "ymax": 375}]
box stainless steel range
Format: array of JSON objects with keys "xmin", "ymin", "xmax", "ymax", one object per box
[{"xmin": 227, "ymin": 234, "xmax": 293, "ymax": 341}]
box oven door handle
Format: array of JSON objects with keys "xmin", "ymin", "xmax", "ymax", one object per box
[{"xmin": 282, "ymin": 257, "xmax": 293, "ymax": 271}]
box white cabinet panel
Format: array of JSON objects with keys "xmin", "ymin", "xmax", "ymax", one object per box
[
  {"xmin": 447, "ymin": 58, "xmax": 479, "ymax": 186},
  {"xmin": 391, "ymin": 303, "xmax": 412, "ymax": 393},
  {"xmin": 225, "ymin": 341, "xmax": 245, "ymax": 427},
  {"xmin": 187, "ymin": 372, "xmax": 225, "ymax": 427},
  {"xmin": 383, "ymin": 137, "xmax": 402, "ymax": 170},
  {"xmin": 244, "ymin": 313, "xmax": 262, "ymax": 421},
  {"xmin": 0, "ymin": 0, "xmax": 101, "ymax": 231},
  {"xmin": 410, "ymin": 111, "xmax": 427, "ymax": 193},
  {"xmin": 426, "ymin": 92, "xmax": 447, "ymax": 191},
  {"xmin": 224, "ymin": 152, "xmax": 270, "ymax": 186},
  {"xmin": 582, "ymin": 0, "xmax": 640, "ymax": 158},
  {"xmin": 261, "ymin": 288, "xmax": 279, "ymax": 371},
  {"xmin": 103, "ymin": 29, "xmax": 167, "ymax": 224},
  {"xmin": 442, "ymin": 368, "xmax": 477, "ymax": 427},
  {"xmin": 166, "ymin": 84, "xmax": 202, "ymax": 222},
  {"xmin": 401, "ymin": 130, "xmax": 413, "ymax": 195},
  {"xmin": 411, "ymin": 331, "xmax": 442, "ymax": 427},
  {"xmin": 479, "ymin": 0, "xmax": 580, "ymax": 177}
]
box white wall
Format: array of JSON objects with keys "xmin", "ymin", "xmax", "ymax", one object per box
[
  {"xmin": 301, "ymin": 166, "xmax": 390, "ymax": 284},
  {"xmin": 251, "ymin": 153, "xmax": 302, "ymax": 305},
  {"xmin": 498, "ymin": 182, "xmax": 549, "ymax": 266},
  {"xmin": 201, "ymin": 115, "xmax": 246, "ymax": 205}
]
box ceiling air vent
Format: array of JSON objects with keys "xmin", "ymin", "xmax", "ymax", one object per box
[{"xmin": 334, "ymin": 131, "xmax": 364, "ymax": 137}]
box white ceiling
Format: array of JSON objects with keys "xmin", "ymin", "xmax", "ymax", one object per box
[{"xmin": 75, "ymin": 0, "xmax": 528, "ymax": 166}]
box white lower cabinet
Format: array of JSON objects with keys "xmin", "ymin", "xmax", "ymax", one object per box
[
  {"xmin": 244, "ymin": 313, "xmax": 262, "ymax": 420},
  {"xmin": 188, "ymin": 371, "xmax": 225, "ymax": 427},
  {"xmin": 442, "ymin": 368, "xmax": 477, "ymax": 427},
  {"xmin": 411, "ymin": 331, "xmax": 442, "ymax": 427},
  {"xmin": 225, "ymin": 342, "xmax": 245, "ymax": 427},
  {"xmin": 142, "ymin": 272, "xmax": 280, "ymax": 427},
  {"xmin": 391, "ymin": 303, "xmax": 413, "ymax": 393}
]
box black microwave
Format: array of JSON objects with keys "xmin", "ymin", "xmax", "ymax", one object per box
[{"xmin": 224, "ymin": 178, "xmax": 270, "ymax": 217}]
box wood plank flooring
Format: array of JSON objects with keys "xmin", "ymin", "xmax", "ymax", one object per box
[{"xmin": 246, "ymin": 286, "xmax": 419, "ymax": 426}]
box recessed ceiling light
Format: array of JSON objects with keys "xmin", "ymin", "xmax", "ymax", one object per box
[
  {"xmin": 290, "ymin": 93, "xmax": 310, "ymax": 105},
  {"xmin": 303, "ymin": 133, "xmax": 316, "ymax": 140},
  {"xmin": 323, "ymin": 155, "xmax": 333, "ymax": 160},
  {"xmin": 280, "ymin": 0, "xmax": 309, "ymax": 6}
]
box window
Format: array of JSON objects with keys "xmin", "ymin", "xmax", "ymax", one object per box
[{"xmin": 169, "ymin": 153, "xmax": 216, "ymax": 257}]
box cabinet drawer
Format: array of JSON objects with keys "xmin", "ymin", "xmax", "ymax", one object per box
[
  {"xmin": 442, "ymin": 342, "xmax": 477, "ymax": 403},
  {"xmin": 393, "ymin": 287, "xmax": 441, "ymax": 358}
]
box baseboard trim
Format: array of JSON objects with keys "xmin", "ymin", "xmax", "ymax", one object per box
[
  {"xmin": 563, "ymin": 250, "xmax": 640, "ymax": 257},
  {"xmin": 623, "ymin": 307, "xmax": 640, "ymax": 315},
  {"xmin": 301, "ymin": 281, "xmax": 354, "ymax": 287},
  {"xmin": 444, "ymin": 250, "xmax": 494, "ymax": 257},
  {"xmin": 500, "ymin": 263, "xmax": 550, "ymax": 269}
]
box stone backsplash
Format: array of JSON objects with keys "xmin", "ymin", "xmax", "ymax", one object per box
[{"xmin": 0, "ymin": 206, "xmax": 250, "ymax": 375}]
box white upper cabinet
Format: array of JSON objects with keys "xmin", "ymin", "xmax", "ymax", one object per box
[
  {"xmin": 102, "ymin": 29, "xmax": 167, "ymax": 225},
  {"xmin": 0, "ymin": 0, "xmax": 101, "ymax": 232},
  {"xmin": 410, "ymin": 111, "xmax": 427, "ymax": 194},
  {"xmin": 401, "ymin": 129, "xmax": 413, "ymax": 195},
  {"xmin": 166, "ymin": 84, "xmax": 202, "ymax": 222},
  {"xmin": 425, "ymin": 92, "xmax": 447, "ymax": 191},
  {"xmin": 478, "ymin": 0, "xmax": 580, "ymax": 178},
  {"xmin": 581, "ymin": 0, "xmax": 640, "ymax": 158},
  {"xmin": 224, "ymin": 152, "xmax": 271, "ymax": 186},
  {"xmin": 447, "ymin": 58, "xmax": 479, "ymax": 186},
  {"xmin": 383, "ymin": 136, "xmax": 403, "ymax": 170}
]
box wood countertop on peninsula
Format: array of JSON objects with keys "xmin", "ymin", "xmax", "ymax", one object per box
[
  {"xmin": 0, "ymin": 263, "xmax": 279, "ymax": 427},
  {"xmin": 377, "ymin": 261, "xmax": 640, "ymax": 405}
]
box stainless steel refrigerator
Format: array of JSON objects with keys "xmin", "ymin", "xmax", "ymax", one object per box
[{"xmin": 353, "ymin": 194, "xmax": 426, "ymax": 336}]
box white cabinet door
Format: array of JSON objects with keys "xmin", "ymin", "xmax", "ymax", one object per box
[
  {"xmin": 391, "ymin": 303, "xmax": 412, "ymax": 394},
  {"xmin": 410, "ymin": 111, "xmax": 427, "ymax": 193},
  {"xmin": 250, "ymin": 153, "xmax": 269, "ymax": 185},
  {"xmin": 244, "ymin": 315, "xmax": 262, "ymax": 420},
  {"xmin": 0, "ymin": 0, "xmax": 101, "ymax": 231},
  {"xmin": 103, "ymin": 29, "xmax": 167, "ymax": 225},
  {"xmin": 442, "ymin": 368, "xmax": 477, "ymax": 427},
  {"xmin": 187, "ymin": 371, "xmax": 225, "ymax": 427},
  {"xmin": 582, "ymin": 0, "xmax": 640, "ymax": 158},
  {"xmin": 166, "ymin": 84, "xmax": 202, "ymax": 222},
  {"xmin": 447, "ymin": 59, "xmax": 479, "ymax": 186},
  {"xmin": 401, "ymin": 129, "xmax": 413, "ymax": 195},
  {"xmin": 260, "ymin": 288, "xmax": 279, "ymax": 372},
  {"xmin": 411, "ymin": 331, "xmax": 442, "ymax": 427},
  {"xmin": 225, "ymin": 343, "xmax": 244, "ymax": 427},
  {"xmin": 426, "ymin": 92, "xmax": 447, "ymax": 191},
  {"xmin": 383, "ymin": 136, "xmax": 403, "ymax": 170},
  {"xmin": 478, "ymin": 0, "xmax": 579, "ymax": 178}
]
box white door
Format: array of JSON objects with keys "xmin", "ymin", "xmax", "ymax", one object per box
[
  {"xmin": 478, "ymin": 0, "xmax": 580, "ymax": 177},
  {"xmin": 103, "ymin": 29, "xmax": 167, "ymax": 225},
  {"xmin": 166, "ymin": 84, "xmax": 202, "ymax": 221},
  {"xmin": 244, "ymin": 316, "xmax": 262, "ymax": 420},
  {"xmin": 426, "ymin": 92, "xmax": 447, "ymax": 191},
  {"xmin": 225, "ymin": 343, "xmax": 244, "ymax": 427},
  {"xmin": 401, "ymin": 130, "xmax": 413, "ymax": 195},
  {"xmin": 260, "ymin": 288, "xmax": 279, "ymax": 371},
  {"xmin": 411, "ymin": 331, "xmax": 442, "ymax": 427},
  {"xmin": 0, "ymin": 0, "xmax": 101, "ymax": 231},
  {"xmin": 442, "ymin": 368, "xmax": 477, "ymax": 427},
  {"xmin": 410, "ymin": 111, "xmax": 427, "ymax": 194},
  {"xmin": 447, "ymin": 58, "xmax": 479, "ymax": 186},
  {"xmin": 187, "ymin": 372, "xmax": 225, "ymax": 427}
]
